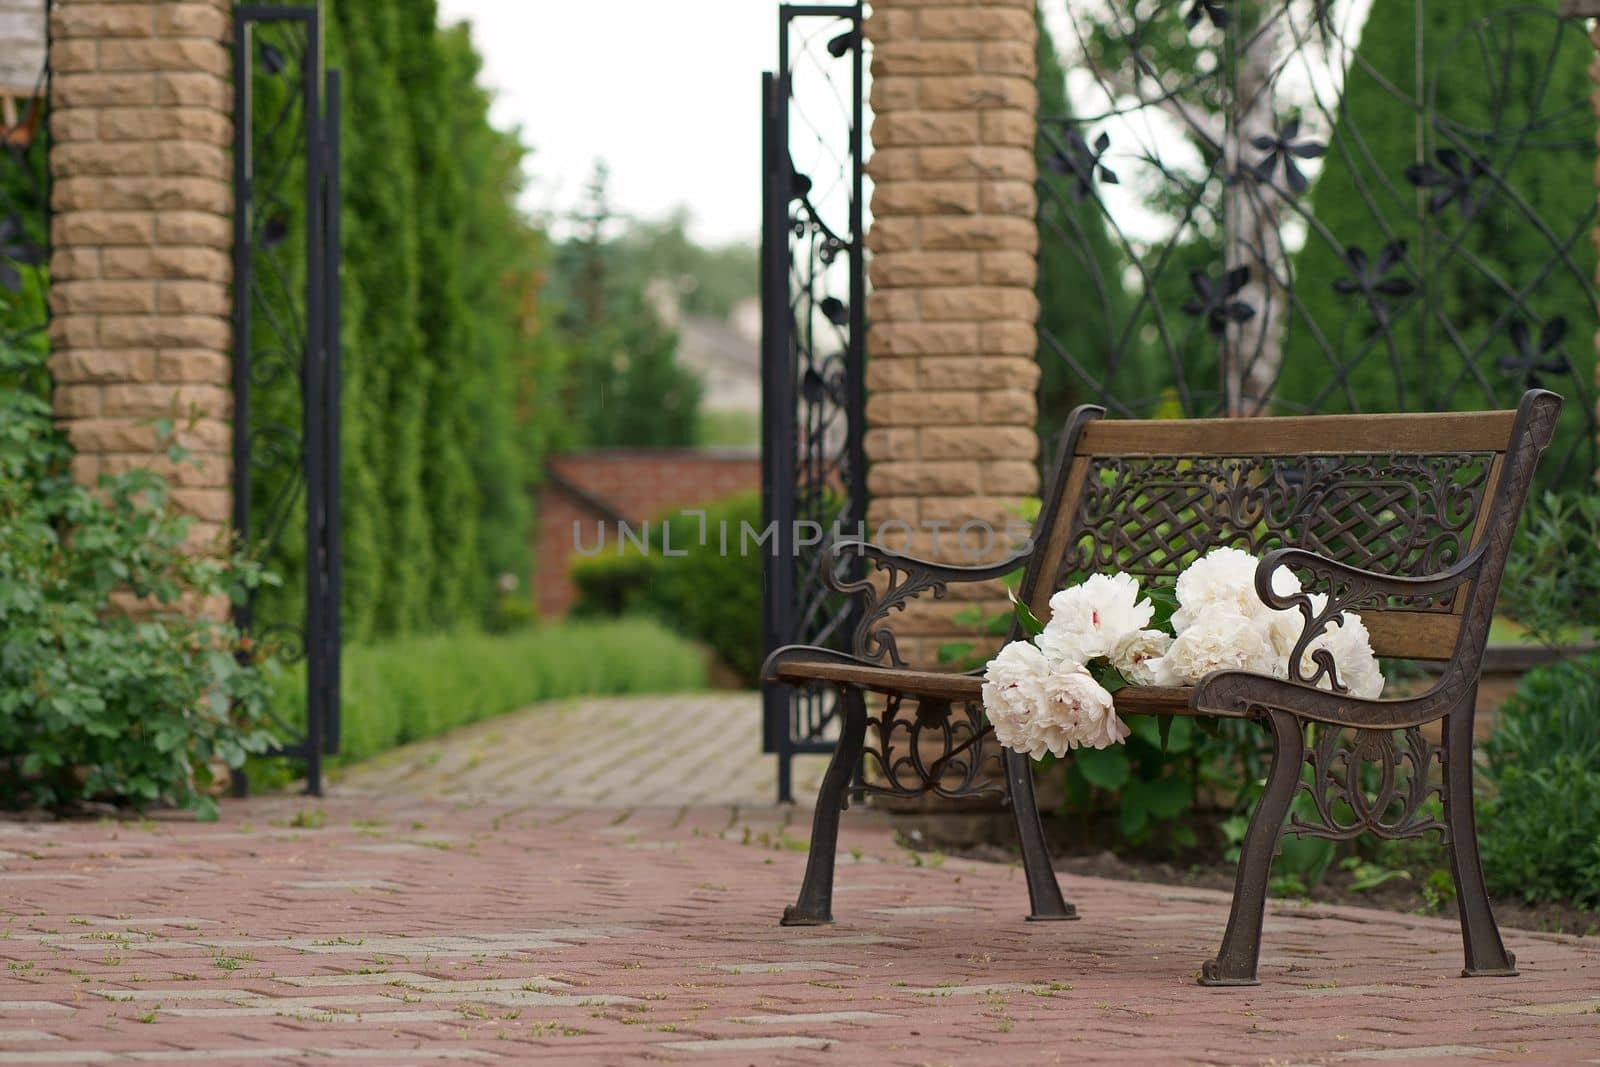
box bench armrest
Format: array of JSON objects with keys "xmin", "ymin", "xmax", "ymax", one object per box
[
  {"xmin": 1256, "ymin": 546, "xmax": 1485, "ymax": 692},
  {"xmin": 828, "ymin": 540, "xmax": 1031, "ymax": 667}
]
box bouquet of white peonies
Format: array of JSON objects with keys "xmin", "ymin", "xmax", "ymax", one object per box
[{"xmin": 981, "ymin": 547, "xmax": 1383, "ymax": 758}]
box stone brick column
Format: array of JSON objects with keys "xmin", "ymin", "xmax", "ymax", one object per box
[
  {"xmin": 863, "ymin": 0, "xmax": 1041, "ymax": 670},
  {"xmin": 47, "ymin": 0, "xmax": 234, "ymax": 546}
]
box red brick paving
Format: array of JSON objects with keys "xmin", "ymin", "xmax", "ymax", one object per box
[{"xmin": 1, "ymin": 795, "xmax": 1596, "ymax": 1065}]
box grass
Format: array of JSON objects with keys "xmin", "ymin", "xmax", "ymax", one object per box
[
  {"xmin": 695, "ymin": 410, "xmax": 760, "ymax": 449},
  {"xmin": 260, "ymin": 618, "xmax": 706, "ymax": 769}
]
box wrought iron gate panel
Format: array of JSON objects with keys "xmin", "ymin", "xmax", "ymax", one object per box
[
  {"xmin": 1035, "ymin": 1, "xmax": 1598, "ymax": 488},
  {"xmin": 761, "ymin": 3, "xmax": 867, "ymax": 803},
  {"xmin": 232, "ymin": 5, "xmax": 342, "ymax": 795}
]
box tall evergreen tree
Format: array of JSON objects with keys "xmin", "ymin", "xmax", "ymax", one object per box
[
  {"xmin": 331, "ymin": 0, "xmax": 431, "ymax": 633},
  {"xmin": 397, "ymin": 2, "xmax": 481, "ymax": 627}
]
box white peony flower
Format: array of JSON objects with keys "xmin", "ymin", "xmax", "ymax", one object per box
[
  {"xmin": 1112, "ymin": 628, "xmax": 1176, "ymax": 686},
  {"xmin": 1027, "ymin": 669, "xmax": 1127, "ymax": 756},
  {"xmin": 1158, "ymin": 603, "xmax": 1280, "ymax": 684},
  {"xmin": 1039, "ymin": 572, "xmax": 1153, "ymax": 667},
  {"xmin": 1172, "ymin": 547, "xmax": 1301, "ymax": 633},
  {"xmin": 981, "ymin": 640, "xmax": 1051, "ymax": 755}
]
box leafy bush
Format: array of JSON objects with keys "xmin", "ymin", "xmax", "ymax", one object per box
[
  {"xmin": 1500, "ymin": 490, "xmax": 1600, "ymax": 649},
  {"xmin": 1479, "ymin": 655, "xmax": 1600, "ymax": 908},
  {"xmin": 268, "ymin": 619, "xmax": 706, "ymax": 765},
  {"xmin": 571, "ymin": 492, "xmax": 764, "ymax": 685},
  {"xmin": 0, "ymin": 386, "xmax": 278, "ymax": 819}
]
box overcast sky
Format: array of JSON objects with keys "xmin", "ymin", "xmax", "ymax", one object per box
[{"xmin": 436, "ymin": 0, "xmax": 777, "ymax": 247}]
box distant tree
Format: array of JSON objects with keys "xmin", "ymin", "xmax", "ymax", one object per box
[
  {"xmin": 553, "ymin": 165, "xmax": 702, "ymax": 448},
  {"xmin": 612, "ymin": 209, "xmax": 758, "ymax": 321}
]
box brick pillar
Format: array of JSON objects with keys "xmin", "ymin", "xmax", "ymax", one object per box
[
  {"xmin": 47, "ymin": 0, "xmax": 234, "ymax": 546},
  {"xmin": 863, "ymin": 0, "xmax": 1041, "ymax": 669}
]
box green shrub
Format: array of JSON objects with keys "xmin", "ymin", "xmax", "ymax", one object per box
[
  {"xmin": 571, "ymin": 492, "xmax": 764, "ymax": 685},
  {"xmin": 0, "ymin": 387, "xmax": 278, "ymax": 819},
  {"xmin": 268, "ymin": 619, "xmax": 706, "ymax": 765},
  {"xmin": 1479, "ymin": 655, "xmax": 1600, "ymax": 908},
  {"xmin": 1500, "ymin": 490, "xmax": 1600, "ymax": 648}
]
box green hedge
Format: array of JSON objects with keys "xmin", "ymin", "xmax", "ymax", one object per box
[
  {"xmin": 268, "ymin": 619, "xmax": 706, "ymax": 765},
  {"xmin": 570, "ymin": 492, "xmax": 764, "ymax": 685}
]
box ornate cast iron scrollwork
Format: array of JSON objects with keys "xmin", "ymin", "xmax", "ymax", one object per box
[
  {"xmin": 1063, "ymin": 451, "xmax": 1494, "ymax": 605},
  {"xmin": 849, "ymin": 694, "xmax": 1006, "ymax": 803},
  {"xmin": 1291, "ymin": 725, "xmax": 1446, "ymax": 842},
  {"xmin": 827, "ymin": 541, "xmax": 1031, "ymax": 668}
]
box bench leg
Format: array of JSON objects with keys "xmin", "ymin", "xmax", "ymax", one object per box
[
  {"xmin": 1005, "ymin": 748, "xmax": 1077, "ymax": 922},
  {"xmin": 781, "ymin": 686, "xmax": 868, "ymax": 927},
  {"xmin": 1201, "ymin": 708, "xmax": 1302, "ymax": 987},
  {"xmin": 1443, "ymin": 700, "xmax": 1518, "ymax": 978}
]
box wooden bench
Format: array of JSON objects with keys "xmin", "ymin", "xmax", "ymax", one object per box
[{"xmin": 764, "ymin": 388, "xmax": 1562, "ymax": 986}]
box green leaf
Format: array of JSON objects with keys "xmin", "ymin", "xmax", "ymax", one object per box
[
  {"xmin": 1074, "ymin": 746, "xmax": 1130, "ymax": 790},
  {"xmin": 1146, "ymin": 584, "xmax": 1179, "ymax": 631},
  {"xmin": 1088, "ymin": 659, "xmax": 1128, "ymax": 694},
  {"xmin": 1119, "ymin": 796, "xmax": 1150, "ymax": 838},
  {"xmin": 1008, "ymin": 589, "xmax": 1045, "ymax": 639},
  {"xmin": 938, "ymin": 641, "xmax": 976, "ymax": 666},
  {"xmin": 1141, "ymin": 774, "xmax": 1191, "ymax": 819}
]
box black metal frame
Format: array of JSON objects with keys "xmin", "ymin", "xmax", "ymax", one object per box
[
  {"xmin": 760, "ymin": 3, "xmax": 868, "ymax": 803},
  {"xmin": 231, "ymin": 5, "xmax": 342, "ymax": 795}
]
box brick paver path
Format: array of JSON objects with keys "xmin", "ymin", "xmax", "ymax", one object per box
[
  {"xmin": 333, "ymin": 694, "xmax": 829, "ymax": 808},
  {"xmin": 3, "ymin": 790, "xmax": 1597, "ymax": 1064}
]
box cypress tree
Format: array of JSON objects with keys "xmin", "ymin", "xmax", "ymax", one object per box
[
  {"xmin": 396, "ymin": 2, "xmax": 481, "ymax": 627},
  {"xmin": 437, "ymin": 24, "xmax": 552, "ymax": 615},
  {"xmin": 331, "ymin": 0, "xmax": 431, "ymax": 633},
  {"xmin": 1280, "ymin": 1, "xmax": 1594, "ymax": 482}
]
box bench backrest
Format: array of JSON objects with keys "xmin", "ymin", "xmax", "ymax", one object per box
[{"xmin": 1022, "ymin": 391, "xmax": 1562, "ymax": 663}]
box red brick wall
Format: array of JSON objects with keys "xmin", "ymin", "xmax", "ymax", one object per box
[{"xmin": 534, "ymin": 450, "xmax": 760, "ymax": 618}]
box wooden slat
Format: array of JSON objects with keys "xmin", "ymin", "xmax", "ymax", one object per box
[
  {"xmin": 1363, "ymin": 610, "xmax": 1461, "ymax": 660},
  {"xmin": 1075, "ymin": 409, "xmax": 1517, "ymax": 457},
  {"xmin": 1029, "ymin": 455, "xmax": 1091, "ymax": 620},
  {"xmin": 770, "ymin": 661, "xmax": 1256, "ymax": 719},
  {"xmin": 772, "ymin": 660, "xmax": 984, "ymax": 701}
]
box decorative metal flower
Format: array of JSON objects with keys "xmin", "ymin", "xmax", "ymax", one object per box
[
  {"xmin": 0, "ymin": 215, "xmax": 43, "ymax": 293},
  {"xmin": 1046, "ymin": 129, "xmax": 1119, "ymax": 203},
  {"xmin": 1249, "ymin": 118, "xmax": 1325, "ymax": 195},
  {"xmin": 1498, "ymin": 317, "xmax": 1571, "ymax": 388},
  {"xmin": 1404, "ymin": 149, "xmax": 1487, "ymax": 218},
  {"xmin": 1183, "ymin": 267, "xmax": 1255, "ymax": 337},
  {"xmin": 1332, "ymin": 242, "xmax": 1414, "ymax": 326},
  {"xmin": 1185, "ymin": 0, "xmax": 1228, "ymax": 30},
  {"xmin": 819, "ymin": 296, "xmax": 848, "ymax": 327},
  {"xmin": 827, "ymin": 29, "xmax": 858, "ymax": 58}
]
